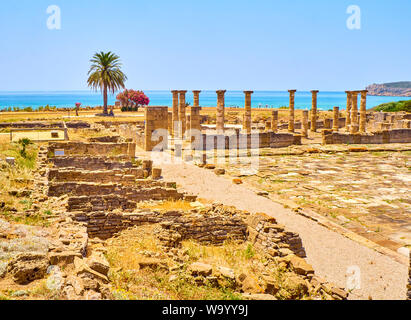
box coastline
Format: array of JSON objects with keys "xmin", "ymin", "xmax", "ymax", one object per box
[{"xmin": 0, "ymin": 90, "xmax": 409, "ymax": 111}]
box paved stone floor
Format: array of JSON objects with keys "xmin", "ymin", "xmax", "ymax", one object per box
[{"xmin": 219, "ymin": 148, "xmax": 411, "ymax": 251}]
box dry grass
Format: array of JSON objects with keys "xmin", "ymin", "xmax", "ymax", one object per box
[
  {"xmin": 0, "ymin": 141, "xmax": 51, "ymax": 226},
  {"xmin": 105, "ymin": 225, "xmax": 243, "ymax": 300}
]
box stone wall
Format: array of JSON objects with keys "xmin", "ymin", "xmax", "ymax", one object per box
[
  {"xmin": 0, "ymin": 121, "xmax": 91, "ymax": 129},
  {"xmin": 322, "ymin": 129, "xmax": 411, "ymax": 145},
  {"xmin": 48, "ymin": 168, "xmax": 145, "ymax": 185},
  {"xmin": 48, "ymin": 180, "xmax": 187, "ymax": 199},
  {"xmin": 50, "ymin": 156, "xmax": 133, "ymax": 170},
  {"xmin": 0, "ymin": 122, "xmax": 64, "ymax": 129},
  {"xmin": 88, "ymin": 136, "xmax": 123, "ymax": 143},
  {"xmin": 245, "ymin": 212, "xmax": 306, "ymax": 258},
  {"xmin": 194, "ymin": 132, "xmax": 296, "ymax": 150},
  {"xmin": 48, "ymin": 142, "xmax": 136, "ymax": 158}
]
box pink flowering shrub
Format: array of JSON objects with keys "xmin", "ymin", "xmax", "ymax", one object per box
[
  {"xmin": 75, "ymin": 103, "xmax": 81, "ymax": 108},
  {"xmin": 116, "ymin": 89, "xmax": 150, "ymax": 111}
]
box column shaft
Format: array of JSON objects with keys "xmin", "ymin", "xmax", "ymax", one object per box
[
  {"xmin": 171, "ymin": 90, "xmax": 179, "ymax": 137},
  {"xmin": 216, "ymin": 90, "xmax": 226, "ymax": 134},
  {"xmin": 302, "ymin": 110, "xmax": 309, "ymax": 137},
  {"xmin": 193, "ymin": 90, "xmax": 201, "ymax": 108},
  {"xmin": 333, "ymin": 106, "xmax": 339, "ymax": 132},
  {"xmin": 311, "ymin": 90, "xmax": 319, "ymax": 132},
  {"xmin": 243, "ymin": 91, "xmax": 253, "ymax": 134},
  {"xmin": 271, "ymin": 110, "xmax": 278, "ymax": 133},
  {"xmin": 350, "ymin": 92, "xmax": 359, "ymax": 134},
  {"xmin": 359, "ymin": 90, "xmax": 368, "ymax": 133},
  {"xmin": 345, "ymin": 91, "xmax": 352, "ymax": 131},
  {"xmin": 288, "ymin": 90, "xmax": 296, "ymax": 133},
  {"xmin": 179, "ymin": 91, "xmax": 187, "ymax": 138}
]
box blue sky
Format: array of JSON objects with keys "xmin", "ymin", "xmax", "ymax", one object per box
[{"xmin": 0, "ymin": 0, "xmax": 410, "ymax": 91}]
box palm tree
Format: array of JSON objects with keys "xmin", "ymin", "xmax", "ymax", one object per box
[{"xmin": 87, "ymin": 51, "xmax": 127, "ymax": 115}]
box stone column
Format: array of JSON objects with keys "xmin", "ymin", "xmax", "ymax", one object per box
[
  {"xmin": 144, "ymin": 106, "xmax": 169, "ymax": 151},
  {"xmin": 359, "ymin": 90, "xmax": 368, "ymax": 133},
  {"xmin": 345, "ymin": 91, "xmax": 352, "ymax": 131},
  {"xmin": 167, "ymin": 112, "xmax": 173, "ymax": 134},
  {"xmin": 216, "ymin": 90, "xmax": 226, "ymax": 134},
  {"xmin": 288, "ymin": 90, "xmax": 297, "ymax": 133},
  {"xmin": 243, "ymin": 91, "xmax": 253, "ymax": 134},
  {"xmin": 265, "ymin": 121, "xmax": 271, "ymax": 132},
  {"xmin": 271, "ymin": 110, "xmax": 278, "ymax": 133},
  {"xmin": 350, "ymin": 91, "xmax": 359, "ymax": 134},
  {"xmin": 311, "ymin": 90, "xmax": 319, "ymax": 132},
  {"xmin": 193, "ymin": 90, "xmax": 201, "ymax": 107},
  {"xmin": 333, "ymin": 107, "xmax": 339, "ymax": 132},
  {"xmin": 189, "ymin": 106, "xmax": 202, "ymax": 144},
  {"xmin": 302, "ymin": 110, "xmax": 309, "ymax": 137},
  {"xmin": 171, "ymin": 90, "xmax": 179, "ymax": 137},
  {"xmin": 179, "ymin": 90, "xmax": 187, "ymax": 138}
]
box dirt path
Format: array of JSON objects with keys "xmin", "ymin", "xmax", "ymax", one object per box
[{"xmin": 160, "ymin": 161, "xmax": 408, "ymax": 300}]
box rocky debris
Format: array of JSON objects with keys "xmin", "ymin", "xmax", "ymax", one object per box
[
  {"xmin": 0, "ymin": 261, "xmax": 7, "ymax": 278},
  {"xmin": 288, "ymin": 255, "xmax": 315, "ymax": 276},
  {"xmin": 214, "ymin": 168, "xmax": 226, "ymax": 175},
  {"xmin": 7, "ymin": 252, "xmax": 49, "ymax": 285},
  {"xmin": 240, "ymin": 274, "xmax": 264, "ymax": 294},
  {"xmin": 74, "ymin": 257, "xmax": 109, "ymax": 284},
  {"xmin": 215, "ymin": 266, "xmax": 235, "ymax": 280},
  {"xmin": 188, "ymin": 262, "xmax": 213, "ymax": 277},
  {"xmin": 8, "ymin": 189, "xmax": 32, "ymax": 197},
  {"xmin": 49, "ymin": 251, "xmax": 83, "ymax": 267},
  {"xmin": 232, "ymin": 178, "xmax": 243, "ymax": 185},
  {"xmin": 87, "ymin": 252, "xmax": 110, "ymax": 276},
  {"xmin": 138, "ymin": 258, "xmax": 167, "ymax": 271}
]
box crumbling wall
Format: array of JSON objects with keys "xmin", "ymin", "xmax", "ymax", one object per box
[
  {"xmin": 48, "ymin": 168, "xmax": 145, "ymax": 184},
  {"xmin": 48, "ymin": 181, "xmax": 187, "ymax": 199},
  {"xmin": 48, "ymin": 142, "xmax": 136, "ymax": 158},
  {"xmin": 194, "ymin": 132, "xmax": 296, "ymax": 150},
  {"xmin": 0, "ymin": 122, "xmax": 64, "ymax": 129},
  {"xmin": 50, "ymin": 156, "xmax": 133, "ymax": 170},
  {"xmin": 322, "ymin": 129, "xmax": 411, "ymax": 145}
]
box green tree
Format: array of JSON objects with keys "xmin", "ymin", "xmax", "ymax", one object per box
[
  {"xmin": 18, "ymin": 138, "xmax": 33, "ymax": 158},
  {"xmin": 87, "ymin": 51, "xmax": 127, "ymax": 115}
]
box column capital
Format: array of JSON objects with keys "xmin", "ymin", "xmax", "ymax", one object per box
[
  {"xmin": 360, "ymin": 90, "xmax": 368, "ymax": 94},
  {"xmin": 178, "ymin": 90, "xmax": 187, "ymax": 94},
  {"xmin": 311, "ymin": 90, "xmax": 319, "ymax": 94},
  {"xmin": 345, "ymin": 90, "xmax": 352, "ymax": 94},
  {"xmin": 351, "ymin": 91, "xmax": 359, "ymax": 95},
  {"xmin": 216, "ymin": 90, "xmax": 227, "ymax": 94},
  {"xmin": 243, "ymin": 90, "xmax": 254, "ymax": 94},
  {"xmin": 171, "ymin": 90, "xmax": 179, "ymax": 94},
  {"xmin": 288, "ymin": 89, "xmax": 297, "ymax": 93},
  {"xmin": 192, "ymin": 90, "xmax": 201, "ymax": 94}
]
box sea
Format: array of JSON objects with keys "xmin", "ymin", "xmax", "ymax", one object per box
[{"xmin": 0, "ymin": 90, "xmax": 407, "ymax": 111}]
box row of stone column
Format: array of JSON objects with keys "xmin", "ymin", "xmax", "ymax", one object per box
[
  {"xmin": 171, "ymin": 90, "xmax": 201, "ymax": 138},
  {"xmin": 345, "ymin": 90, "xmax": 368, "ymax": 134},
  {"xmin": 171, "ymin": 89, "xmax": 364, "ymax": 138}
]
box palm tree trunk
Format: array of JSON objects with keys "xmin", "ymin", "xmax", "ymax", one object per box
[{"xmin": 103, "ymin": 84, "xmax": 108, "ymax": 115}]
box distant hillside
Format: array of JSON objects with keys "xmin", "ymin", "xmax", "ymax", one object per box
[
  {"xmin": 366, "ymin": 82, "xmax": 411, "ymax": 97},
  {"xmin": 371, "ymin": 100, "xmax": 411, "ymax": 112}
]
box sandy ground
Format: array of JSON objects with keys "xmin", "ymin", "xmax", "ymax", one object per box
[{"xmin": 160, "ymin": 160, "xmax": 408, "ymax": 300}]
